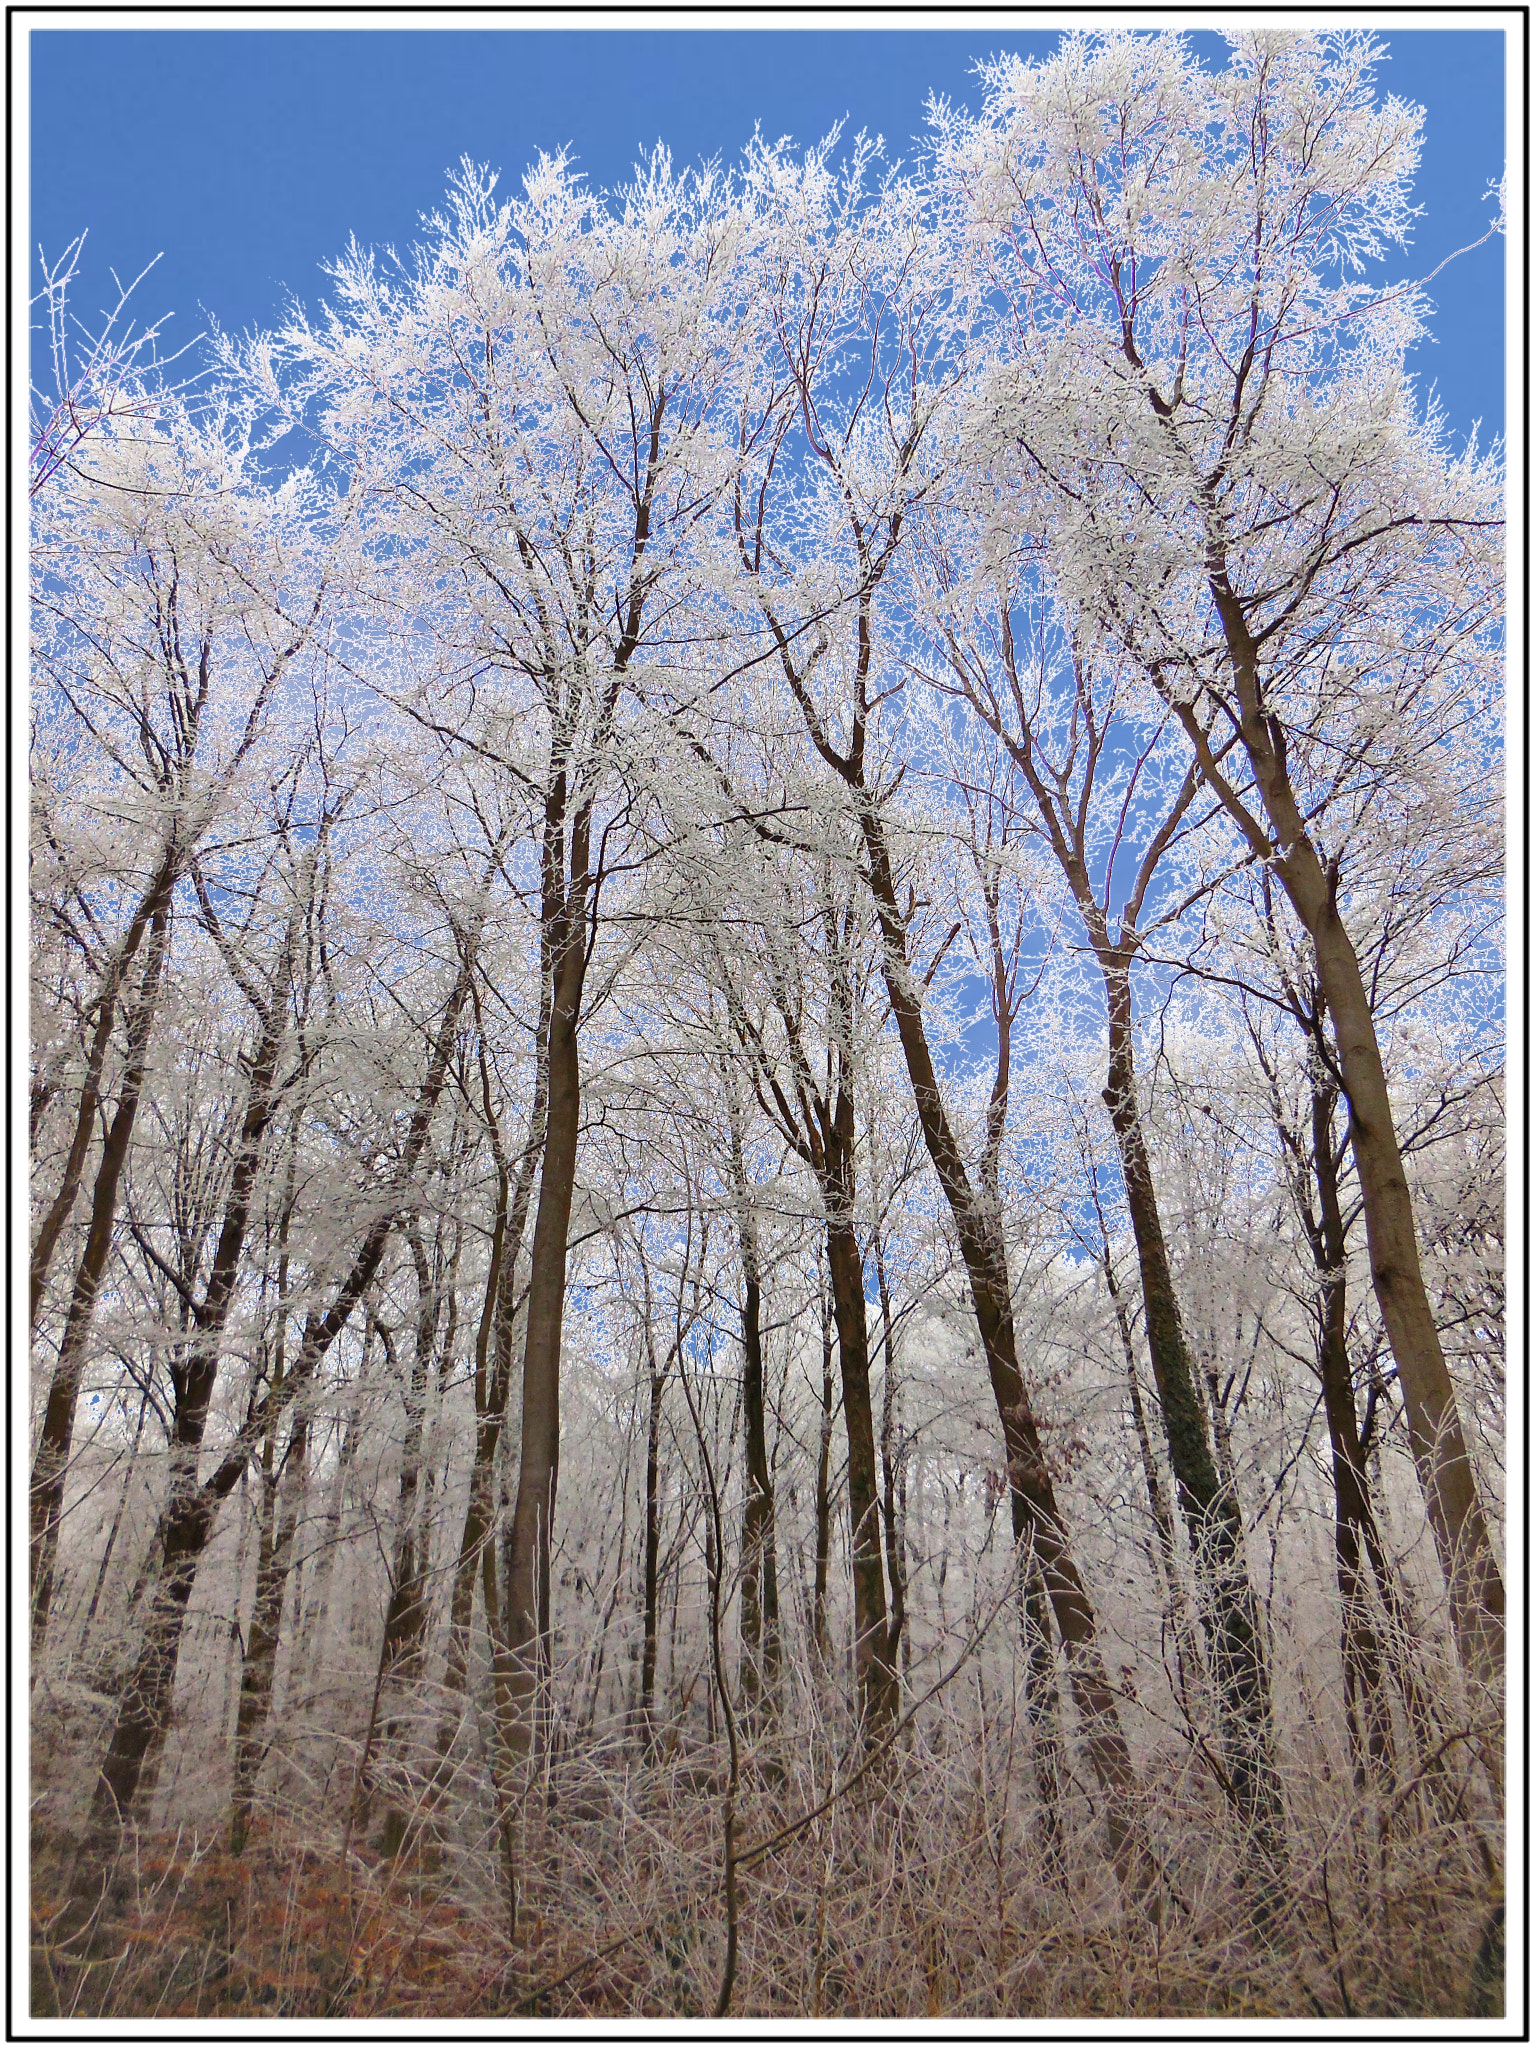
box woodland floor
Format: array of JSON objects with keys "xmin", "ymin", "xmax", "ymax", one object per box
[{"xmin": 30, "ymin": 1745, "xmax": 1503, "ymax": 2023}]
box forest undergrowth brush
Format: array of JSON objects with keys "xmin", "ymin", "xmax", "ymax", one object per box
[{"xmin": 31, "ymin": 1681, "xmax": 1501, "ymax": 2022}]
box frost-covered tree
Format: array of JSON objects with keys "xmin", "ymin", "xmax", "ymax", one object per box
[{"xmin": 932, "ymin": 28, "xmax": 1504, "ymax": 1687}]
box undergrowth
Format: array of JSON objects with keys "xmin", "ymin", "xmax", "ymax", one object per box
[{"xmin": 31, "ymin": 1713, "xmax": 1501, "ymax": 2022}]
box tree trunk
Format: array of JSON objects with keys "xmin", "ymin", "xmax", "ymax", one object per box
[
  {"xmin": 1105, "ymin": 1256, "xmax": 1180, "ymax": 1600},
  {"xmin": 229, "ymin": 1399, "xmax": 309, "ymax": 1852},
  {"xmin": 1305, "ymin": 1076, "xmax": 1397, "ymax": 1783},
  {"xmin": 1194, "ymin": 591, "xmax": 1503, "ymax": 1687},
  {"xmin": 823, "ymin": 1196, "xmax": 896, "ymax": 1735},
  {"xmin": 501, "ymin": 969, "xmax": 581, "ymax": 1758},
  {"xmin": 84, "ymin": 939, "xmax": 475, "ymax": 1843},
  {"xmin": 437, "ymin": 965, "xmax": 550, "ymax": 1750},
  {"xmin": 1099, "ymin": 952, "xmax": 1283, "ymax": 1864},
  {"xmin": 30, "ymin": 843, "xmax": 179, "ymax": 1332},
  {"xmin": 854, "ymin": 799, "xmax": 1145, "ymax": 1880},
  {"xmin": 812, "ymin": 1268, "xmax": 834, "ymax": 1668},
  {"xmin": 31, "ymin": 893, "xmax": 173, "ymax": 1652},
  {"xmin": 727, "ymin": 1079, "xmax": 780, "ymax": 1728},
  {"xmin": 228, "ymin": 1106, "xmax": 307, "ymax": 1850},
  {"xmin": 1021, "ymin": 1553, "xmax": 1065, "ymax": 1881},
  {"xmin": 297, "ymin": 1400, "xmax": 362, "ymax": 1710},
  {"xmin": 636, "ymin": 1350, "xmax": 664, "ymax": 1751},
  {"xmin": 370, "ymin": 1225, "xmax": 442, "ymax": 1857},
  {"xmin": 873, "ymin": 1230, "xmax": 907, "ymax": 1685},
  {"xmin": 500, "ymin": 727, "xmax": 604, "ymax": 1765},
  {"xmin": 78, "ymin": 1389, "xmax": 151, "ymax": 1654},
  {"xmin": 438, "ymin": 1198, "xmax": 510, "ymax": 1734}
]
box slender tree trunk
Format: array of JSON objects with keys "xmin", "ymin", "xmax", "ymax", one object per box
[
  {"xmin": 727, "ymin": 1077, "xmax": 780, "ymax": 1727},
  {"xmin": 1190, "ymin": 593, "xmax": 1503, "ymax": 1686},
  {"xmin": 1021, "ymin": 1554, "xmax": 1064, "ymax": 1881},
  {"xmin": 229, "ymin": 1400, "xmax": 309, "ymax": 1853},
  {"xmin": 502, "ymin": 956, "xmax": 582, "ymax": 1757},
  {"xmin": 298, "ymin": 1400, "xmax": 362, "ymax": 1709},
  {"xmin": 438, "ymin": 1191, "xmax": 508, "ymax": 1730},
  {"xmin": 366, "ymin": 1224, "xmax": 442, "ymax": 1857},
  {"xmin": 437, "ymin": 965, "xmax": 550, "ymax": 1747},
  {"xmin": 1306, "ymin": 1078, "xmax": 1396, "ymax": 1782},
  {"xmin": 496, "ymin": 506, "xmax": 646, "ymax": 1769},
  {"xmin": 381, "ymin": 1231, "xmax": 440, "ymax": 1681},
  {"xmin": 228, "ymin": 1106, "xmax": 306, "ymax": 1850},
  {"xmin": 30, "ymin": 844, "xmax": 179, "ymax": 1333},
  {"xmin": 823, "ymin": 1192, "xmax": 895, "ymax": 1735},
  {"xmin": 738, "ymin": 1249, "xmax": 779, "ymax": 1717},
  {"xmin": 854, "ymin": 800, "xmax": 1145, "ymax": 1881},
  {"xmin": 79, "ymin": 1389, "xmax": 151, "ymax": 1652},
  {"xmin": 579, "ymin": 1500, "xmax": 627, "ymax": 1736},
  {"xmin": 897, "ymin": 1458, "xmax": 912, "ymax": 1694},
  {"xmin": 500, "ymin": 719, "xmax": 609, "ymax": 1765},
  {"xmin": 1103, "ymin": 1248, "xmax": 1202, "ymax": 1715},
  {"xmin": 31, "ymin": 894, "xmax": 173, "ymax": 1651},
  {"xmin": 483, "ymin": 1451, "xmax": 522, "ymax": 1940},
  {"xmin": 1099, "ymin": 953, "xmax": 1283, "ymax": 1863},
  {"xmin": 1105, "ymin": 1255, "xmax": 1180, "ymax": 1604},
  {"xmin": 873, "ymin": 1231, "xmax": 907, "ymax": 1684},
  {"xmin": 812, "ymin": 1268, "xmax": 834, "ymax": 1668},
  {"xmin": 636, "ymin": 1350, "xmax": 664, "ymax": 1752},
  {"xmin": 1202, "ymin": 1350, "xmax": 1241, "ymax": 1519},
  {"xmin": 85, "ymin": 938, "xmax": 475, "ymax": 1843}
]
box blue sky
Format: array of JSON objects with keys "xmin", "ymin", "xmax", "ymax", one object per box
[{"xmin": 30, "ymin": 25, "xmax": 1506, "ymax": 448}]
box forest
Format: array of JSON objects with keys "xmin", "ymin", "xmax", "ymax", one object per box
[{"xmin": 28, "ymin": 30, "xmax": 1506, "ymax": 2023}]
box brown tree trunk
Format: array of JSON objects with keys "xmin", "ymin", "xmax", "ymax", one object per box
[
  {"xmin": 370, "ymin": 1225, "xmax": 444, "ymax": 1856},
  {"xmin": 501, "ymin": 936, "xmax": 583, "ymax": 1758},
  {"xmin": 229, "ymin": 1399, "xmax": 309, "ymax": 1853},
  {"xmin": 438, "ymin": 1193, "xmax": 507, "ymax": 1728},
  {"xmin": 1105, "ymin": 1255, "xmax": 1180, "ymax": 1601},
  {"xmin": 1102, "ymin": 1247, "xmax": 1202, "ymax": 1715},
  {"xmin": 85, "ymin": 938, "xmax": 475, "ymax": 1842},
  {"xmin": 1307, "ymin": 1076, "xmax": 1396, "ymax": 1782},
  {"xmin": 798, "ymin": 907, "xmax": 895, "ymax": 1738},
  {"xmin": 873, "ymin": 1230, "xmax": 907, "ymax": 1685},
  {"xmin": 1188, "ymin": 592, "xmax": 1503, "ymax": 1687},
  {"xmin": 438, "ymin": 965, "xmax": 551, "ymax": 1754},
  {"xmin": 381, "ymin": 1232, "xmax": 440, "ymax": 1678},
  {"xmin": 823, "ymin": 1194, "xmax": 896, "ymax": 1735},
  {"xmin": 812, "ymin": 1265, "xmax": 834, "ymax": 1668},
  {"xmin": 31, "ymin": 892, "xmax": 173, "ymax": 1652},
  {"xmin": 854, "ymin": 799, "xmax": 1145, "ymax": 1878},
  {"xmin": 727, "ymin": 1078, "xmax": 780, "ymax": 1727},
  {"xmin": 30, "ymin": 843, "xmax": 178, "ymax": 1332},
  {"xmin": 229, "ymin": 1106, "xmax": 306, "ymax": 1850},
  {"xmin": 1099, "ymin": 952, "xmax": 1283, "ymax": 1863},
  {"xmin": 1020, "ymin": 1553, "xmax": 1065, "ymax": 1880},
  {"xmin": 297, "ymin": 1398, "xmax": 362, "ymax": 1710},
  {"xmin": 78, "ymin": 1388, "xmax": 151, "ymax": 1653},
  {"xmin": 636, "ymin": 1350, "xmax": 665, "ymax": 1751}
]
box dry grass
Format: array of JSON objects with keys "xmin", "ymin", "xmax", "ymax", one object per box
[{"xmin": 31, "ymin": 1701, "xmax": 1501, "ymax": 2023}]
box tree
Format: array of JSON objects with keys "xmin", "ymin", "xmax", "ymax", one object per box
[
  {"xmin": 30, "ymin": 393, "xmax": 332, "ymax": 1650},
  {"xmin": 907, "ymin": 546, "xmax": 1284, "ymax": 1858},
  {"xmin": 934, "ymin": 26, "xmax": 1504, "ymax": 1687},
  {"xmin": 268, "ymin": 155, "xmax": 768, "ymax": 1766},
  {"xmin": 728, "ymin": 132, "xmax": 1146, "ymax": 1865},
  {"xmin": 87, "ymin": 867, "xmax": 488, "ymax": 1838},
  {"xmin": 709, "ymin": 851, "xmax": 898, "ymax": 1736},
  {"xmin": 31, "ymin": 63, "xmax": 1504, "ymax": 2010}
]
